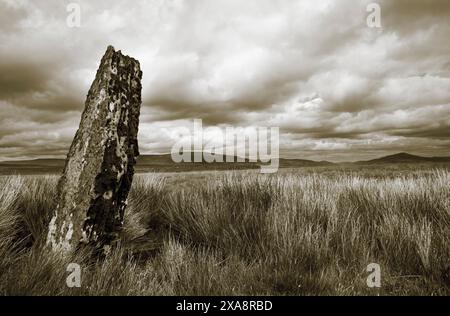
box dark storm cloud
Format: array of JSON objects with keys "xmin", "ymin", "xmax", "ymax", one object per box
[
  {"xmin": 0, "ymin": 61, "xmax": 50, "ymax": 97},
  {"xmin": 381, "ymin": 0, "xmax": 450, "ymax": 31},
  {"xmin": 391, "ymin": 126, "xmax": 450, "ymax": 140},
  {"xmin": 0, "ymin": 0, "xmax": 450, "ymax": 161}
]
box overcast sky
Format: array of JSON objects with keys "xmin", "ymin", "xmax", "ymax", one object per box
[{"xmin": 1, "ymin": 0, "xmax": 450, "ymax": 162}]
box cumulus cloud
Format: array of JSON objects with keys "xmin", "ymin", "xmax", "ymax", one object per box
[{"xmin": 0, "ymin": 0, "xmax": 449, "ymax": 161}]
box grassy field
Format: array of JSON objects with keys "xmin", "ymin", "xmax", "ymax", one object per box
[{"xmin": 0, "ymin": 167, "xmax": 449, "ymax": 295}]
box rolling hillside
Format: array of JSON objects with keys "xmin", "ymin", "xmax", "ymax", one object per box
[
  {"xmin": 0, "ymin": 152, "xmax": 449, "ymax": 175},
  {"xmin": 357, "ymin": 152, "xmax": 450, "ymax": 165}
]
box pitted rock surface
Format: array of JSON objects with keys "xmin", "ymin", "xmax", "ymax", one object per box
[{"xmin": 47, "ymin": 46, "xmax": 142, "ymax": 253}]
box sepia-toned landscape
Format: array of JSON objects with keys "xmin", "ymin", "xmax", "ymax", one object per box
[
  {"xmin": 0, "ymin": 158, "xmax": 449, "ymax": 295},
  {"xmin": 1, "ymin": 0, "xmax": 450, "ymax": 299}
]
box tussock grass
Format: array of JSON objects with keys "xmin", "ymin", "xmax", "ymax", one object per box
[{"xmin": 0, "ymin": 169, "xmax": 449, "ymax": 295}]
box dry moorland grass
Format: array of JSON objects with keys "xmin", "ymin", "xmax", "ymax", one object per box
[{"xmin": 0, "ymin": 168, "xmax": 449, "ymax": 295}]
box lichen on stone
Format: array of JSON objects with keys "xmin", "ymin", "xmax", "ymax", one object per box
[{"xmin": 47, "ymin": 46, "xmax": 142, "ymax": 255}]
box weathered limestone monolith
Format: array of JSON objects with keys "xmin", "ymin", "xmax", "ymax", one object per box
[{"xmin": 47, "ymin": 46, "xmax": 142, "ymax": 254}]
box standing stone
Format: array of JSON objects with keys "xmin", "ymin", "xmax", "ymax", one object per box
[{"xmin": 47, "ymin": 46, "xmax": 142, "ymax": 254}]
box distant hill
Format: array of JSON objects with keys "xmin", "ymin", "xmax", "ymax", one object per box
[
  {"xmin": 0, "ymin": 154, "xmax": 332, "ymax": 175},
  {"xmin": 278, "ymin": 158, "xmax": 334, "ymax": 168},
  {"xmin": 135, "ymin": 154, "xmax": 262, "ymax": 172},
  {"xmin": 1, "ymin": 152, "xmax": 449, "ymax": 175},
  {"xmin": 0, "ymin": 158, "xmax": 65, "ymax": 174},
  {"xmin": 356, "ymin": 152, "xmax": 450, "ymax": 165}
]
